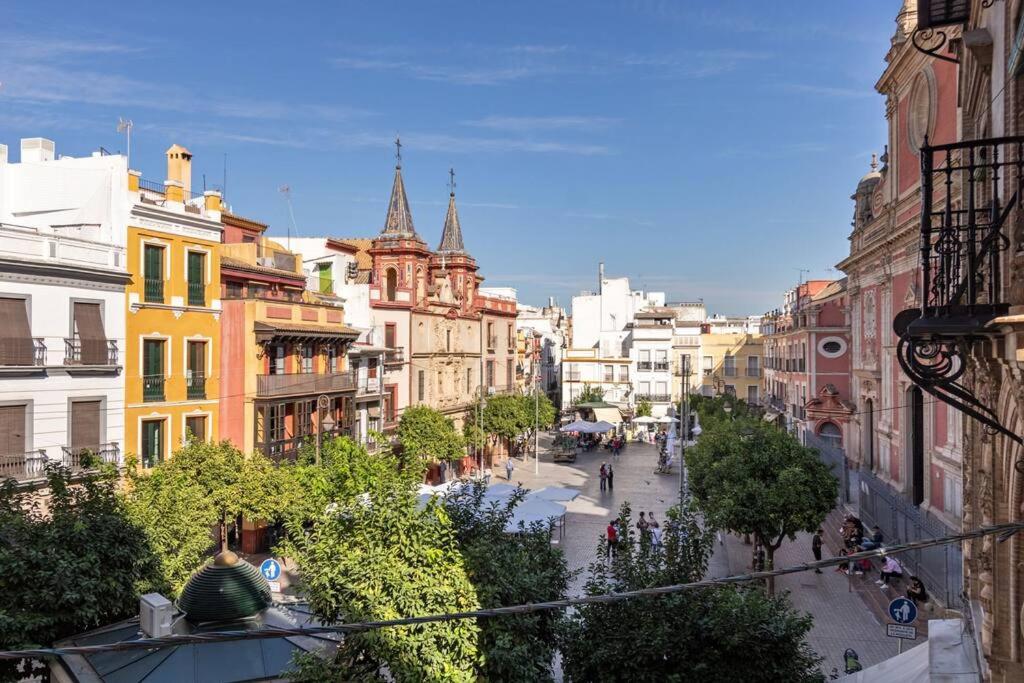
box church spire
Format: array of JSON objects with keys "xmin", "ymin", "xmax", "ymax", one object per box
[
  {"xmin": 437, "ymin": 167, "xmax": 466, "ymax": 253},
  {"xmin": 381, "ymin": 136, "xmax": 418, "ymax": 238}
]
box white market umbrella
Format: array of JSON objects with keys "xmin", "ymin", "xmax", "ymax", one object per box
[
  {"xmin": 528, "ymin": 486, "xmax": 580, "ymax": 503},
  {"xmin": 656, "ymin": 415, "xmax": 679, "ymax": 424},
  {"xmin": 484, "ymin": 482, "xmax": 518, "ymax": 497},
  {"xmin": 632, "ymin": 416, "xmax": 657, "ymax": 424},
  {"xmin": 560, "ymin": 419, "xmax": 592, "ymax": 432}
]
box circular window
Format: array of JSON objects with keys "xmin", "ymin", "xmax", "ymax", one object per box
[
  {"xmin": 818, "ymin": 337, "xmax": 847, "ymax": 358},
  {"xmin": 907, "ymin": 69, "xmax": 935, "ymax": 151}
]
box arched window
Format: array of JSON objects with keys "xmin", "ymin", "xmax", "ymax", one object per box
[
  {"xmin": 906, "ymin": 386, "xmax": 924, "ymax": 505},
  {"xmin": 416, "ymin": 266, "xmax": 426, "ymax": 301},
  {"xmin": 384, "ymin": 268, "xmax": 398, "ymax": 302},
  {"xmin": 818, "ymin": 421, "xmax": 842, "ymax": 447},
  {"xmin": 862, "ymin": 399, "xmax": 874, "ymax": 470}
]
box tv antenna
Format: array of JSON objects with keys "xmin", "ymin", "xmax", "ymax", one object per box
[
  {"xmin": 794, "ymin": 268, "xmax": 810, "ymax": 285},
  {"xmin": 116, "ymin": 118, "xmax": 133, "ymax": 167},
  {"xmin": 279, "ymin": 185, "xmax": 299, "ymax": 250}
]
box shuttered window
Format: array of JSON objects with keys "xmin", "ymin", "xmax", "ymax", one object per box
[
  {"xmin": 141, "ymin": 419, "xmax": 164, "ymax": 468},
  {"xmin": 185, "ymin": 415, "xmax": 206, "ymax": 441},
  {"xmin": 143, "ymin": 340, "xmax": 165, "ymax": 402},
  {"xmin": 187, "ymin": 251, "xmax": 205, "ymax": 306},
  {"xmin": 73, "ymin": 303, "xmax": 108, "ymax": 365},
  {"xmin": 0, "ymin": 404, "xmax": 26, "ymax": 455},
  {"xmin": 144, "ymin": 245, "xmax": 164, "ymax": 303},
  {"xmin": 70, "ymin": 400, "xmax": 101, "ymax": 450},
  {"xmin": 0, "ymin": 298, "xmax": 33, "ymax": 366}
]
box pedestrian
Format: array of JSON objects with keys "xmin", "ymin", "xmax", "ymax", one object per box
[
  {"xmin": 812, "ymin": 528, "xmax": 824, "ymax": 573},
  {"xmin": 859, "ymin": 525, "xmax": 884, "ymax": 551},
  {"xmin": 648, "ymin": 513, "xmax": 662, "ymax": 549},
  {"xmin": 877, "ymin": 555, "xmax": 904, "ymax": 590},
  {"xmin": 438, "ymin": 459, "xmax": 448, "ymax": 484},
  {"xmin": 483, "ymin": 467, "xmax": 492, "ymax": 484},
  {"xmin": 612, "ymin": 437, "xmax": 621, "ymax": 460},
  {"xmin": 637, "ymin": 511, "xmax": 650, "ymax": 542},
  {"xmin": 599, "ymin": 462, "xmax": 608, "ymax": 492},
  {"xmin": 606, "ymin": 462, "xmax": 614, "ymax": 491},
  {"xmin": 505, "ymin": 457, "xmax": 514, "ymax": 481},
  {"xmin": 907, "ymin": 575, "xmax": 929, "ymax": 608},
  {"xmin": 606, "ymin": 520, "xmax": 619, "ymax": 559}
]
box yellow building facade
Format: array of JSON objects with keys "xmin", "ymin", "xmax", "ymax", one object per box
[
  {"xmin": 699, "ymin": 331, "xmax": 763, "ymax": 404},
  {"xmin": 124, "ymin": 146, "xmax": 223, "ymax": 466}
]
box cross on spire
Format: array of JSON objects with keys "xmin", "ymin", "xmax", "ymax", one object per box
[
  {"xmin": 395, "ymin": 136, "xmax": 402, "ymax": 169},
  {"xmin": 448, "ymin": 167, "xmax": 456, "ymax": 196}
]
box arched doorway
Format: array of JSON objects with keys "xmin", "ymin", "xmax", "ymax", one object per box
[
  {"xmin": 384, "ymin": 268, "xmax": 398, "ymax": 302},
  {"xmin": 818, "ymin": 421, "xmax": 842, "ymax": 448}
]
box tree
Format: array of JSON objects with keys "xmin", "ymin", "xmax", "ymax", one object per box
[
  {"xmin": 123, "ymin": 459, "xmax": 218, "ymax": 595},
  {"xmin": 635, "ymin": 398, "xmax": 652, "ymax": 418},
  {"xmin": 396, "ymin": 404, "xmax": 465, "ymax": 464},
  {"xmin": 687, "ymin": 418, "xmax": 838, "ymax": 594},
  {"xmin": 573, "ymin": 385, "xmax": 605, "ymax": 405},
  {"xmin": 558, "ymin": 503, "xmax": 821, "ymax": 682},
  {"xmin": 525, "ymin": 392, "xmax": 557, "ymax": 434},
  {"xmin": 156, "ymin": 439, "xmax": 286, "ymax": 552},
  {"xmin": 444, "ymin": 482, "xmax": 571, "ymax": 681},
  {"xmin": 285, "ymin": 457, "xmax": 481, "ymax": 681},
  {"xmin": 0, "ymin": 466, "xmax": 165, "ymax": 679}
]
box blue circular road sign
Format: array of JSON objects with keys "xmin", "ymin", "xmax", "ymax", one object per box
[
  {"xmin": 260, "ymin": 558, "xmax": 282, "ymax": 582},
  {"xmin": 888, "ymin": 597, "xmax": 917, "ymax": 624}
]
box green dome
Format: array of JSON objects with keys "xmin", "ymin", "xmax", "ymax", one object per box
[{"xmin": 178, "ymin": 551, "xmax": 272, "ymax": 623}]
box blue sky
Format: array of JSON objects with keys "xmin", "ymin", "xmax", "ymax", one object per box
[{"xmin": 3, "ymin": 1, "xmax": 895, "ymax": 313}]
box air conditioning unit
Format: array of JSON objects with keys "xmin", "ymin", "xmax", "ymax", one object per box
[{"xmin": 140, "ymin": 593, "xmax": 174, "ymax": 637}]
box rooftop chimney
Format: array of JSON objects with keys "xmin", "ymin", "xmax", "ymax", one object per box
[
  {"xmin": 598, "ymin": 261, "xmax": 605, "ymax": 290},
  {"xmin": 548, "ymin": 296, "xmax": 555, "ymax": 307},
  {"xmin": 165, "ymin": 144, "xmax": 193, "ymax": 196},
  {"xmin": 21, "ymin": 138, "xmax": 55, "ymax": 163}
]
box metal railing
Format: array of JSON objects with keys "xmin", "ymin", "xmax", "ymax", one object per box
[
  {"xmin": 636, "ymin": 393, "xmax": 671, "ymax": 402},
  {"xmin": 144, "ymin": 277, "xmax": 164, "ymax": 303},
  {"xmin": 143, "ymin": 374, "xmax": 165, "ymax": 402},
  {"xmin": 384, "ymin": 347, "xmax": 405, "ymax": 364},
  {"xmin": 723, "ymin": 366, "xmax": 737, "ymax": 377},
  {"xmin": 746, "ymin": 367, "xmax": 761, "ymax": 378},
  {"xmin": 188, "ymin": 280, "xmax": 205, "ymax": 307},
  {"xmin": 61, "ymin": 443, "xmax": 122, "ymax": 472},
  {"xmin": 256, "ymin": 370, "xmax": 357, "ymax": 398},
  {"xmin": 637, "ymin": 361, "xmax": 653, "ymax": 370},
  {"xmin": 654, "ymin": 361, "xmax": 670, "ymax": 371},
  {"xmin": 358, "ymin": 377, "xmax": 381, "ymax": 394},
  {"xmin": 64, "ymin": 337, "xmax": 118, "ymax": 366},
  {"xmin": 187, "ymin": 372, "xmax": 206, "ymax": 400},
  {"xmin": 0, "ymin": 450, "xmax": 47, "ymax": 480},
  {"xmin": 2, "ymin": 338, "xmax": 50, "ymax": 367}
]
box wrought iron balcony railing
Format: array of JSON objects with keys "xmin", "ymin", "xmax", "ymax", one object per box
[
  {"xmin": 653, "ymin": 361, "xmax": 670, "ymax": 371},
  {"xmin": 64, "ymin": 337, "xmax": 118, "ymax": 366},
  {"xmin": 0, "ymin": 450, "xmax": 47, "ymax": 481},
  {"xmin": 384, "ymin": 347, "xmax": 405, "ymax": 365},
  {"xmin": 895, "ymin": 134, "xmax": 1024, "ymax": 448},
  {"xmin": 256, "ymin": 370, "xmax": 356, "ymax": 398},
  {"xmin": 144, "ymin": 277, "xmax": 164, "ymax": 303},
  {"xmin": 636, "ymin": 393, "xmax": 671, "ymax": 403},
  {"xmin": 61, "ymin": 443, "xmax": 122, "ymax": 472},
  {"xmin": 187, "ymin": 372, "xmax": 206, "ymax": 400},
  {"xmin": 188, "ymin": 280, "xmax": 205, "ymax": 306},
  {"xmin": 143, "ymin": 374, "xmax": 165, "ymax": 402},
  {"xmin": 637, "ymin": 361, "xmax": 653, "ymax": 370}
]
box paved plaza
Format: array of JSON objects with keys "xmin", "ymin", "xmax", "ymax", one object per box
[{"xmin": 510, "ymin": 435, "xmax": 915, "ymax": 677}]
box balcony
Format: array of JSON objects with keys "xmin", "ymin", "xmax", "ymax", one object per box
[
  {"xmin": 384, "ymin": 347, "xmax": 405, "ymax": 365},
  {"xmin": 188, "ymin": 280, "xmax": 205, "ymax": 307},
  {"xmin": 143, "ymin": 374, "xmax": 165, "ymax": 402},
  {"xmin": 723, "ymin": 367, "xmax": 737, "ymax": 378},
  {"xmin": 358, "ymin": 377, "xmax": 381, "ymax": 395},
  {"xmin": 0, "ymin": 450, "xmax": 47, "ymax": 481},
  {"xmin": 61, "ymin": 443, "xmax": 122, "ymax": 472},
  {"xmin": 487, "ymin": 336, "xmax": 498, "ymax": 351},
  {"xmin": 187, "ymin": 372, "xmax": 206, "ymax": 400},
  {"xmin": 565, "ymin": 371, "xmax": 581, "ymax": 381},
  {"xmin": 144, "ymin": 276, "xmax": 164, "ymax": 303},
  {"xmin": 1, "ymin": 338, "xmax": 47, "ymax": 368},
  {"xmin": 256, "ymin": 370, "xmax": 356, "ymax": 398},
  {"xmin": 636, "ymin": 393, "xmax": 671, "ymax": 403},
  {"xmin": 64, "ymin": 337, "xmax": 118, "ymax": 366},
  {"xmin": 637, "ymin": 361, "xmax": 653, "ymax": 370}
]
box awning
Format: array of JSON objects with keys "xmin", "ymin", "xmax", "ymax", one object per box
[
  {"xmin": 845, "ymin": 619, "xmax": 980, "ymax": 683},
  {"xmin": 591, "ymin": 407, "xmax": 622, "ymax": 424},
  {"xmin": 254, "ymin": 321, "xmax": 360, "ymax": 343}
]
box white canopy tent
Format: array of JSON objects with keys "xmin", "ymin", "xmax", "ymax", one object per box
[
  {"xmin": 504, "ymin": 497, "xmax": 567, "ymax": 535},
  {"xmin": 632, "ymin": 416, "xmax": 657, "ymax": 424},
  {"xmin": 528, "ymin": 486, "xmax": 580, "ymax": 503}
]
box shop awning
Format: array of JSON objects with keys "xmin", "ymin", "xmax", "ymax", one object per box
[
  {"xmin": 592, "ymin": 407, "xmax": 623, "ymax": 424},
  {"xmin": 254, "ymin": 321, "xmax": 360, "ymax": 344}
]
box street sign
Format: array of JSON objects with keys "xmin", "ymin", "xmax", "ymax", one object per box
[
  {"xmin": 886, "ymin": 623, "xmax": 918, "ymax": 640},
  {"xmin": 260, "ymin": 558, "xmax": 281, "ymax": 582},
  {"xmin": 888, "ymin": 597, "xmax": 918, "ymax": 624}
]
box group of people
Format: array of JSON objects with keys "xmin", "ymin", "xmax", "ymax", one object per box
[
  {"xmin": 604, "ymin": 511, "xmax": 663, "ymax": 558},
  {"xmin": 598, "ymin": 462, "xmax": 615, "ymax": 491},
  {"xmin": 811, "ymin": 516, "xmax": 930, "ymax": 611}
]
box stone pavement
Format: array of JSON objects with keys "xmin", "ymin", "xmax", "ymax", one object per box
[{"xmin": 511, "ymin": 435, "xmax": 914, "ymax": 677}]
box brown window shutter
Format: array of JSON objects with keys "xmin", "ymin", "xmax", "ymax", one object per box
[
  {"xmin": 74, "ymin": 303, "xmax": 108, "ymax": 365},
  {"xmin": 70, "ymin": 400, "xmax": 101, "ymax": 450},
  {"xmin": 0, "ymin": 298, "xmax": 33, "ymax": 366},
  {"xmin": 0, "ymin": 404, "xmax": 26, "ymax": 455}
]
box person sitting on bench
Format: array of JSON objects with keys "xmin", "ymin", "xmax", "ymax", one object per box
[{"xmin": 876, "ymin": 555, "xmax": 904, "ymax": 590}]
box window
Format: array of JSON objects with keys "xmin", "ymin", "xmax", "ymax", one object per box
[
  {"xmin": 0, "ymin": 297, "xmax": 34, "ymax": 366},
  {"xmin": 487, "ymin": 323, "xmax": 495, "ymax": 349},
  {"xmin": 506, "ymin": 359, "xmax": 513, "ymax": 388},
  {"xmin": 186, "ymin": 341, "xmax": 206, "ymax": 400},
  {"xmin": 638, "ymin": 350, "xmax": 650, "ymax": 368},
  {"xmin": 385, "ymin": 323, "xmax": 396, "ymax": 349},
  {"xmin": 944, "ymin": 475, "xmax": 962, "ymax": 518},
  {"xmin": 270, "ymin": 344, "xmax": 286, "ymax": 375},
  {"xmin": 71, "ymin": 302, "xmax": 108, "ymax": 365},
  {"xmin": 863, "ymin": 399, "xmax": 875, "ymax": 470},
  {"xmin": 187, "ymin": 251, "xmax": 205, "ymax": 306},
  {"xmin": 69, "ymin": 400, "xmax": 101, "ymax": 452},
  {"xmin": 747, "ymin": 356, "xmax": 759, "ymax": 377},
  {"xmin": 387, "ymin": 386, "xmax": 398, "ymax": 422},
  {"xmin": 818, "ymin": 337, "xmax": 848, "ymax": 358},
  {"xmin": 604, "ymin": 364, "xmax": 614, "ymax": 382},
  {"xmin": 639, "ymin": 381, "xmax": 650, "ymax": 395},
  {"xmin": 368, "ymin": 358, "xmax": 378, "ymax": 379},
  {"xmin": 317, "ymin": 262, "xmax": 333, "ymax": 294},
  {"xmin": 384, "ymin": 268, "xmax": 398, "ymax": 301},
  {"xmin": 142, "ymin": 339, "xmax": 165, "ymax": 402},
  {"xmin": 507, "ymin": 324, "xmax": 513, "ymax": 348},
  {"xmin": 655, "ymin": 381, "xmax": 667, "ymax": 397},
  {"xmin": 655, "ymin": 350, "xmax": 668, "ymax": 370},
  {"xmin": 618, "ymin": 365, "xmax": 629, "ymax": 382},
  {"xmin": 185, "ymin": 415, "xmax": 207, "ymax": 442},
  {"xmin": 723, "ymin": 354, "xmax": 736, "ymax": 377},
  {"xmin": 301, "ymin": 344, "xmax": 314, "ymax": 374},
  {"xmin": 225, "ymin": 281, "xmax": 243, "ymax": 298},
  {"xmin": 141, "ymin": 419, "xmax": 165, "ymax": 468},
  {"xmin": 437, "ymin": 370, "xmax": 443, "ymax": 396},
  {"xmin": 703, "ymin": 355, "xmax": 713, "ymax": 377},
  {"xmin": 418, "ymin": 370, "xmax": 425, "ymax": 401},
  {"xmin": 486, "ymin": 360, "xmax": 495, "ymax": 388},
  {"xmin": 268, "ymin": 404, "xmax": 286, "ymax": 443},
  {"xmin": 0, "ymin": 404, "xmax": 27, "ymax": 456},
  {"xmin": 144, "ymin": 245, "xmax": 164, "ymax": 303},
  {"xmin": 446, "ymin": 329, "xmax": 452, "ymax": 352},
  {"xmin": 747, "ymin": 385, "xmax": 759, "ymax": 405},
  {"xmin": 296, "ymin": 400, "xmax": 315, "ymax": 436},
  {"xmin": 326, "ymin": 345, "xmax": 337, "ymax": 373}
]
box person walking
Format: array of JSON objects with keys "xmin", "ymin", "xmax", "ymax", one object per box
[
  {"xmin": 438, "ymin": 459, "xmax": 448, "ymax": 484},
  {"xmin": 606, "ymin": 520, "xmax": 619, "ymax": 559},
  {"xmin": 599, "ymin": 463, "xmax": 608, "ymax": 492},
  {"xmin": 505, "ymin": 457, "xmax": 515, "ymax": 481},
  {"xmin": 649, "ymin": 513, "xmax": 662, "ymax": 550},
  {"xmin": 812, "ymin": 528, "xmax": 824, "ymax": 573},
  {"xmin": 637, "ymin": 511, "xmax": 650, "ymax": 543},
  {"xmin": 606, "ymin": 462, "xmax": 614, "ymax": 491}
]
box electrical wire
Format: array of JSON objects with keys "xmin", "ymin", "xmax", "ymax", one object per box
[{"xmin": 0, "ymin": 519, "xmax": 1019, "ymax": 661}]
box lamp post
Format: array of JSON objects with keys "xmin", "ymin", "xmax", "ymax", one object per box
[
  {"xmin": 534, "ymin": 367, "xmax": 540, "ymax": 475},
  {"xmin": 315, "ymin": 394, "xmax": 331, "ymax": 466},
  {"xmin": 679, "ymin": 355, "xmax": 691, "ymax": 505}
]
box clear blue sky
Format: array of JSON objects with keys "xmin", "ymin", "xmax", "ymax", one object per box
[{"xmin": 3, "ymin": 1, "xmax": 895, "ymax": 313}]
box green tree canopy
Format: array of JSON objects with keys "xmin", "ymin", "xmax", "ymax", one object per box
[
  {"xmin": 397, "ymin": 404, "xmax": 465, "ymax": 464},
  {"xmin": 573, "ymin": 385, "xmax": 605, "ymax": 405},
  {"xmin": 635, "ymin": 398, "xmax": 652, "ymax": 418},
  {"xmin": 687, "ymin": 419, "xmax": 838, "ymax": 594},
  {"xmin": 0, "ymin": 466, "xmax": 165, "ymax": 679},
  {"xmin": 558, "ymin": 503, "xmax": 821, "ymax": 682},
  {"xmin": 444, "ymin": 482, "xmax": 571, "ymax": 681}
]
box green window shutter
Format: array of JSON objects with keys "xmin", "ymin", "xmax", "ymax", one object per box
[
  {"xmin": 318, "ymin": 263, "xmax": 332, "ymax": 293},
  {"xmin": 144, "ymin": 340, "xmax": 163, "ymax": 375},
  {"xmin": 145, "ymin": 245, "xmax": 163, "ymax": 280},
  {"xmin": 188, "ymin": 251, "xmax": 203, "ymax": 284}
]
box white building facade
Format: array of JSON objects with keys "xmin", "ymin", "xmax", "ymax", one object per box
[{"xmin": 0, "ymin": 139, "xmax": 129, "ymax": 482}]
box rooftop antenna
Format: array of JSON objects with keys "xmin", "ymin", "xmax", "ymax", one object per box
[
  {"xmin": 116, "ymin": 117, "xmax": 133, "ymax": 167},
  {"xmin": 279, "ymin": 185, "xmax": 298, "ymax": 251},
  {"xmin": 794, "ymin": 268, "xmax": 810, "ymax": 285}
]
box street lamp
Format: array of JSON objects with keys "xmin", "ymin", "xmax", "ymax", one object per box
[{"xmin": 315, "ymin": 394, "xmax": 332, "ymax": 466}]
